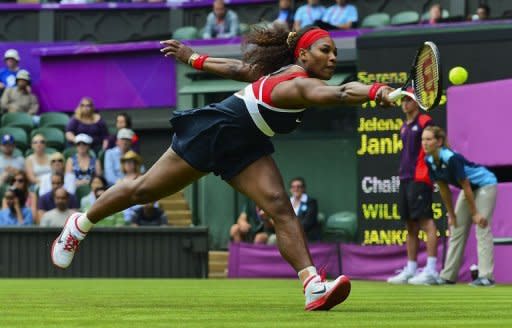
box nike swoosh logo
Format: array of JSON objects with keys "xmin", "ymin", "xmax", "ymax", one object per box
[
  {"xmin": 296, "ymin": 118, "xmax": 302, "ymax": 123},
  {"xmin": 57, "ymin": 234, "xmax": 64, "ymax": 244},
  {"xmin": 312, "ymin": 285, "xmax": 326, "ymax": 294}
]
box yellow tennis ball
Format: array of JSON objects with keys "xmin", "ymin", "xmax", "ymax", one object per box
[{"xmin": 449, "ymin": 66, "xmax": 468, "ymax": 85}]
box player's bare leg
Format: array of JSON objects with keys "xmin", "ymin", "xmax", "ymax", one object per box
[
  {"xmin": 229, "ymin": 155, "xmax": 350, "ymax": 311},
  {"xmin": 51, "ymin": 148, "xmax": 206, "ymax": 269}
]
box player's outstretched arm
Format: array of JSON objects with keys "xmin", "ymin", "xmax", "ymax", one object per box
[
  {"xmin": 288, "ymin": 79, "xmax": 395, "ymax": 107},
  {"xmin": 160, "ymin": 39, "xmax": 260, "ymax": 83}
]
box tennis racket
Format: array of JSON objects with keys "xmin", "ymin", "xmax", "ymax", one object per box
[{"xmin": 389, "ymin": 41, "xmax": 442, "ymax": 111}]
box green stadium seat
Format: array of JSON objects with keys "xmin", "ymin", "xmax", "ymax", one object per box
[
  {"xmin": 1, "ymin": 112, "xmax": 34, "ymax": 133},
  {"xmin": 0, "ymin": 183, "xmax": 7, "ymax": 203},
  {"xmin": 75, "ymin": 184, "xmax": 92, "ymax": 205},
  {"xmin": 39, "ymin": 112, "xmax": 70, "ymax": 131},
  {"xmin": 31, "ymin": 127, "xmax": 65, "ymax": 151},
  {"xmin": 361, "ymin": 13, "xmax": 391, "ymax": 28},
  {"xmin": 24, "ymin": 147, "xmax": 58, "ymax": 157},
  {"xmin": 0, "ymin": 127, "xmax": 28, "ymax": 151},
  {"xmin": 173, "ymin": 26, "xmax": 198, "ymax": 40},
  {"xmin": 322, "ymin": 211, "xmax": 358, "ymax": 242},
  {"xmin": 12, "ymin": 147, "xmax": 23, "ymax": 158},
  {"xmin": 391, "ymin": 11, "xmax": 420, "ymax": 25},
  {"xmin": 239, "ymin": 23, "xmax": 250, "ymax": 35}
]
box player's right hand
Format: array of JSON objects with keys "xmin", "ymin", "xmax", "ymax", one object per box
[
  {"xmin": 376, "ymin": 86, "xmax": 397, "ymax": 107},
  {"xmin": 159, "ymin": 40, "xmax": 194, "ymax": 65}
]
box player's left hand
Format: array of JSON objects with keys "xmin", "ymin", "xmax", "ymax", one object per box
[
  {"xmin": 159, "ymin": 39, "xmax": 194, "ymax": 65},
  {"xmin": 375, "ymin": 86, "xmax": 396, "ymax": 107}
]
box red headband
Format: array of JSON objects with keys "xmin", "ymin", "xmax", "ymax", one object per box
[{"xmin": 294, "ymin": 29, "xmax": 330, "ymax": 58}]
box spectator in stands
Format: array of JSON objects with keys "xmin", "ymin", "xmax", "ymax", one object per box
[
  {"xmin": 0, "ymin": 186, "xmax": 33, "ymax": 225},
  {"xmin": 230, "ymin": 200, "xmax": 275, "ymax": 244},
  {"xmin": 423, "ymin": 126, "xmax": 497, "ymax": 287},
  {"xmin": 104, "ymin": 128, "xmax": 135, "ymax": 186},
  {"xmin": 65, "ymin": 133, "xmax": 101, "ymax": 187},
  {"xmin": 25, "ymin": 134, "xmax": 52, "ymax": 186},
  {"xmin": 65, "ymin": 97, "xmax": 109, "ymax": 154},
  {"xmin": 37, "ymin": 172, "xmax": 79, "ymax": 221},
  {"xmin": 0, "ymin": 134, "xmax": 25, "ymax": 184},
  {"xmin": 103, "ymin": 112, "xmax": 140, "ymax": 152},
  {"xmin": 387, "ymin": 89, "xmax": 438, "ymax": 286},
  {"xmin": 320, "ymin": 0, "xmax": 358, "ymax": 30},
  {"xmin": 202, "ymin": 0, "xmax": 240, "ymax": 39},
  {"xmin": 0, "ymin": 49, "xmax": 21, "ymax": 96},
  {"xmin": 80, "ymin": 175, "xmax": 107, "ymax": 212},
  {"xmin": 39, "ymin": 187, "xmax": 75, "ymax": 227},
  {"xmin": 425, "ymin": 3, "xmax": 443, "ymax": 24},
  {"xmin": 130, "ymin": 202, "xmax": 168, "ymax": 226},
  {"xmin": 118, "ymin": 150, "xmax": 143, "ymax": 223},
  {"xmin": 0, "ymin": 69, "xmax": 39, "ymax": 115},
  {"xmin": 293, "ymin": 0, "xmax": 325, "ymax": 31},
  {"xmin": 39, "ymin": 152, "xmax": 75, "ymax": 197},
  {"xmin": 472, "ymin": 4, "xmax": 491, "ymax": 21},
  {"xmin": 274, "ymin": 0, "xmax": 295, "ymax": 30},
  {"xmin": 119, "ymin": 150, "xmax": 142, "ymax": 183},
  {"xmin": 289, "ymin": 177, "xmax": 320, "ymax": 241},
  {"xmin": 10, "ymin": 170, "xmax": 37, "ymax": 221}
]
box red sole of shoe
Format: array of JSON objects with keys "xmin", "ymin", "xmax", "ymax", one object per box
[{"xmin": 305, "ymin": 275, "xmax": 351, "ymax": 311}]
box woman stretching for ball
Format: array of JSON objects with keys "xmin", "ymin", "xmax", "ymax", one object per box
[{"xmin": 51, "ymin": 24, "xmax": 395, "ymax": 310}]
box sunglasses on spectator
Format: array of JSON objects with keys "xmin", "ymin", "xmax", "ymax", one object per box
[
  {"xmin": 51, "ymin": 159, "xmax": 64, "ymax": 163},
  {"xmin": 80, "ymin": 103, "xmax": 93, "ymax": 107},
  {"xmin": 76, "ymin": 142, "xmax": 88, "ymax": 146},
  {"xmin": 32, "ymin": 140, "xmax": 45, "ymax": 144}
]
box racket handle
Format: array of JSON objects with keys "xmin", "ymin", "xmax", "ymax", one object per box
[{"xmin": 388, "ymin": 88, "xmax": 403, "ymax": 101}]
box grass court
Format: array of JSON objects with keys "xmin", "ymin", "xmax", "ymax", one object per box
[{"xmin": 1, "ymin": 279, "xmax": 511, "ymax": 327}]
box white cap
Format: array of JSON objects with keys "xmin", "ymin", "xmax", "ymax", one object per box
[
  {"xmin": 16, "ymin": 69, "xmax": 30, "ymax": 81},
  {"xmin": 75, "ymin": 133, "xmax": 93, "ymax": 145},
  {"xmin": 4, "ymin": 49, "xmax": 20, "ymax": 61},
  {"xmin": 117, "ymin": 128, "xmax": 134, "ymax": 140}
]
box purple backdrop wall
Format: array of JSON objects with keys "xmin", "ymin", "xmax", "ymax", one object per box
[
  {"xmin": 447, "ymin": 79, "xmax": 512, "ymax": 166},
  {"xmin": 228, "ymin": 240, "xmax": 512, "ymax": 283},
  {"xmin": 34, "ymin": 42, "xmax": 176, "ymax": 112}
]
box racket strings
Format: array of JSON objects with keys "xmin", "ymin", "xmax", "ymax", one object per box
[{"xmin": 414, "ymin": 46, "xmax": 440, "ymax": 109}]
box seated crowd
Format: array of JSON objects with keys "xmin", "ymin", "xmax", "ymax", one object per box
[{"xmin": 0, "ymin": 100, "xmax": 167, "ymax": 228}]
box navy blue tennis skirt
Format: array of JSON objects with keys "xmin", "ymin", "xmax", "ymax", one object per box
[{"xmin": 170, "ymin": 95, "xmax": 275, "ymax": 181}]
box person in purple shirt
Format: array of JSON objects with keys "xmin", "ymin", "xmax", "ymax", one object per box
[
  {"xmin": 387, "ymin": 89, "xmax": 439, "ymax": 286},
  {"xmin": 37, "ymin": 172, "xmax": 79, "ymax": 222},
  {"xmin": 65, "ymin": 97, "xmax": 109, "ymax": 154}
]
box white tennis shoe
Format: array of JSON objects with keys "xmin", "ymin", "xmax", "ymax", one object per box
[
  {"xmin": 304, "ymin": 274, "xmax": 351, "ymax": 311},
  {"xmin": 51, "ymin": 212, "xmax": 86, "ymax": 269},
  {"xmin": 408, "ymin": 269, "xmax": 439, "ymax": 285},
  {"xmin": 387, "ymin": 269, "xmax": 414, "ymax": 284}
]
